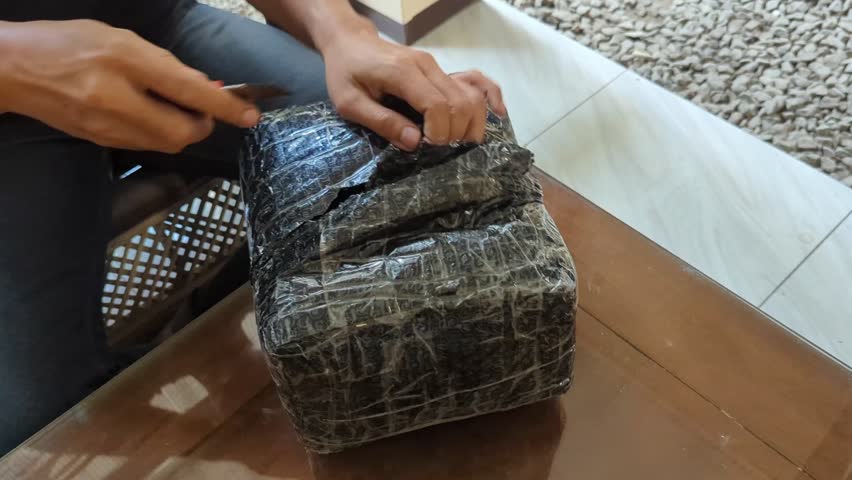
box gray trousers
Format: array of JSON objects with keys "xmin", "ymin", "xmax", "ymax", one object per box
[{"xmin": 0, "ymin": 2, "xmax": 327, "ymax": 455}]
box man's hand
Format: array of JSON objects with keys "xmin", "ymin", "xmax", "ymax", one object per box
[
  {"xmin": 322, "ymin": 29, "xmax": 507, "ymax": 151},
  {"xmin": 252, "ymin": 0, "xmax": 507, "ymax": 151},
  {"xmin": 0, "ymin": 20, "xmax": 260, "ymax": 153}
]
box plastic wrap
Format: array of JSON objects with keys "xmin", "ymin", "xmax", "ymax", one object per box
[{"xmin": 239, "ymin": 101, "xmax": 577, "ymax": 453}]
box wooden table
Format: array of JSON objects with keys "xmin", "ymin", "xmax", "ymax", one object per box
[{"xmin": 2, "ymin": 174, "xmax": 850, "ymax": 480}]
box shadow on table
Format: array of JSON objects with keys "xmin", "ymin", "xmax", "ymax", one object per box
[{"xmin": 310, "ymin": 398, "xmax": 565, "ymax": 480}]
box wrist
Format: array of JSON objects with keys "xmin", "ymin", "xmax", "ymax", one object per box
[{"xmin": 308, "ymin": 2, "xmax": 377, "ymax": 54}]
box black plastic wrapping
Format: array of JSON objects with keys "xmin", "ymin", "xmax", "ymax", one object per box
[{"xmin": 239, "ymin": 101, "xmax": 577, "ymax": 453}]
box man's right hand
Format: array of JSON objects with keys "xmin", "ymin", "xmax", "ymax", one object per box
[{"xmin": 0, "ymin": 20, "xmax": 260, "ymax": 153}]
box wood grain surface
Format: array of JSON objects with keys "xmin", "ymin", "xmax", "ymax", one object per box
[
  {"xmin": 538, "ymin": 172, "xmax": 852, "ymax": 479},
  {"xmin": 1, "ymin": 174, "xmax": 849, "ymax": 479}
]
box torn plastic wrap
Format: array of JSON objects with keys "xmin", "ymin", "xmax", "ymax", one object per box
[{"xmin": 239, "ymin": 101, "xmax": 578, "ymax": 453}]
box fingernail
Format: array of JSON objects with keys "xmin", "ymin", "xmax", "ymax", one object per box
[
  {"xmin": 212, "ymin": 80, "xmax": 225, "ymax": 88},
  {"xmin": 400, "ymin": 126, "xmax": 421, "ymax": 150},
  {"xmin": 241, "ymin": 109, "xmax": 260, "ymax": 127}
]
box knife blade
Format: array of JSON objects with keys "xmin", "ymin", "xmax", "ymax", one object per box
[{"xmin": 222, "ymin": 83, "xmax": 288, "ymax": 103}]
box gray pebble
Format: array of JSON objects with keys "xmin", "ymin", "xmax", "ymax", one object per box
[
  {"xmin": 829, "ymin": 0, "xmax": 843, "ymax": 13},
  {"xmin": 822, "ymin": 157, "xmax": 838, "ymax": 171},
  {"xmin": 764, "ymin": 97, "xmax": 785, "ymax": 114},
  {"xmin": 786, "ymin": 96, "xmax": 807, "ymax": 109},
  {"xmin": 797, "ymin": 136, "xmax": 820, "ymax": 150},
  {"xmin": 809, "ymin": 84, "xmax": 829, "ymax": 96},
  {"xmin": 810, "ymin": 63, "xmax": 833, "ymax": 79}
]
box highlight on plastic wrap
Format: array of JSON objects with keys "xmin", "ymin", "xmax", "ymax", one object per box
[{"xmin": 239, "ymin": 101, "xmax": 578, "ymax": 453}]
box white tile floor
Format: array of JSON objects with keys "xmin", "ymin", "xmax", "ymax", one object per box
[
  {"xmin": 527, "ymin": 71, "xmax": 852, "ymax": 305},
  {"xmin": 417, "ymin": 0, "xmax": 852, "ymax": 367},
  {"xmin": 763, "ymin": 213, "xmax": 852, "ymax": 365}
]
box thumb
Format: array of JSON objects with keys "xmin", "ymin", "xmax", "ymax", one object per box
[{"xmin": 335, "ymin": 90, "xmax": 422, "ymax": 151}]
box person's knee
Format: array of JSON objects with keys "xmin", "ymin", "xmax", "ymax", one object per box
[
  {"xmin": 262, "ymin": 54, "xmax": 329, "ymax": 110},
  {"xmin": 297, "ymin": 52, "xmax": 329, "ymax": 104},
  {"xmin": 300, "ymin": 71, "xmax": 329, "ymax": 104}
]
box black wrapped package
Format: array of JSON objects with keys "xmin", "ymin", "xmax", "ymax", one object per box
[{"xmin": 239, "ymin": 101, "xmax": 577, "ymax": 453}]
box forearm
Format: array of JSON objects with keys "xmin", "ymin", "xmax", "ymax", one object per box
[
  {"xmin": 0, "ymin": 21, "xmax": 20, "ymax": 114},
  {"xmin": 247, "ymin": 0, "xmax": 376, "ymax": 52}
]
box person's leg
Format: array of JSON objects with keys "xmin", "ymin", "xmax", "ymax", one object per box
[
  {"xmin": 168, "ymin": 2, "xmax": 328, "ymax": 109},
  {"xmin": 115, "ymin": 3, "xmax": 331, "ymax": 312},
  {"xmin": 0, "ymin": 115, "xmax": 116, "ymax": 455},
  {"xmin": 122, "ymin": 2, "xmax": 329, "ymax": 179}
]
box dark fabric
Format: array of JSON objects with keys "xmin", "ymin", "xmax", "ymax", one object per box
[
  {"xmin": 0, "ymin": 0, "xmax": 191, "ymax": 44},
  {"xmin": 0, "ymin": 2, "xmax": 327, "ymax": 455},
  {"xmin": 0, "ymin": 117, "xmax": 116, "ymax": 455}
]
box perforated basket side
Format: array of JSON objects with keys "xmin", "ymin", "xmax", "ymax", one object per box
[{"xmin": 102, "ymin": 178, "xmax": 246, "ymax": 344}]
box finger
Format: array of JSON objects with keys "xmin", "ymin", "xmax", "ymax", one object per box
[
  {"xmin": 456, "ymin": 81, "xmax": 487, "ymax": 143},
  {"xmin": 74, "ymin": 79, "xmax": 214, "ymax": 153},
  {"xmin": 416, "ymin": 54, "xmax": 472, "ymax": 143},
  {"xmin": 131, "ymin": 47, "xmax": 260, "ymax": 128},
  {"xmin": 335, "ymin": 89, "xmax": 422, "ymax": 151},
  {"xmin": 374, "ymin": 59, "xmax": 450, "ymax": 145},
  {"xmin": 97, "ymin": 124, "xmax": 174, "ymax": 151},
  {"xmin": 61, "ymin": 119, "xmax": 143, "ymax": 150},
  {"xmin": 71, "ymin": 114, "xmax": 179, "ymax": 152},
  {"xmin": 120, "ymin": 90, "xmax": 215, "ymax": 153},
  {"xmin": 140, "ymin": 100, "xmax": 215, "ymax": 153},
  {"xmin": 451, "ymin": 70, "xmax": 507, "ymax": 117}
]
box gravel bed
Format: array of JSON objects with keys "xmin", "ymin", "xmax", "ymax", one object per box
[
  {"xmin": 202, "ymin": 0, "xmax": 264, "ymax": 21},
  {"xmin": 505, "ymin": 0, "xmax": 852, "ymax": 186}
]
